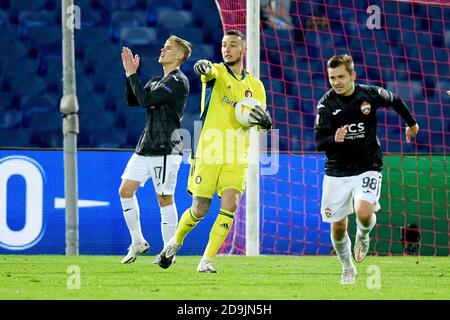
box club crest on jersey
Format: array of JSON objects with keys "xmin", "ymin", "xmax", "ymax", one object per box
[
  {"xmin": 195, "ymin": 176, "xmax": 202, "ymax": 184},
  {"xmin": 324, "ymin": 207, "xmax": 334, "ymax": 218},
  {"xmin": 245, "ymin": 90, "xmax": 252, "ymax": 97},
  {"xmin": 360, "ymin": 101, "xmax": 371, "ymax": 115}
]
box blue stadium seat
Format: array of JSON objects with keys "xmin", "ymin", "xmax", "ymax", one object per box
[
  {"xmin": 422, "ymin": 62, "xmax": 436, "ymax": 78},
  {"xmin": 180, "ymin": 111, "xmax": 197, "ymax": 142},
  {"xmin": 320, "ymin": 46, "xmax": 336, "ymax": 61},
  {"xmin": 146, "ymin": 0, "xmax": 182, "ymax": 11},
  {"xmin": 0, "ymin": 26, "xmax": 18, "ymax": 44},
  {"xmin": 9, "ymin": 0, "xmax": 47, "ymax": 23},
  {"xmin": 95, "ymin": 0, "xmax": 139, "ymax": 11},
  {"xmin": 170, "ymin": 26, "xmax": 204, "ymax": 44},
  {"xmin": 104, "ymin": 80, "xmax": 127, "ymax": 110},
  {"xmin": 53, "ymin": 0, "xmax": 91, "ymax": 12},
  {"xmin": 90, "ymin": 127, "xmax": 127, "ymax": 148},
  {"xmin": 191, "ymin": 44, "xmax": 214, "ymax": 60},
  {"xmin": 0, "ymin": 10, "xmax": 8, "ymax": 27},
  {"xmin": 0, "ymin": 93, "xmax": 12, "ymax": 110},
  {"xmin": 269, "ymin": 79, "xmax": 284, "ymax": 94},
  {"xmin": 45, "ymin": 58, "xmax": 84, "ymax": 93},
  {"xmin": 79, "ymin": 8, "xmax": 102, "ymax": 28},
  {"xmin": 139, "ymin": 61, "xmax": 163, "ymax": 79},
  {"xmin": 36, "ymin": 43, "xmax": 61, "ymax": 75},
  {"xmin": 376, "ymin": 41, "xmax": 391, "ymax": 55},
  {"xmin": 77, "ymin": 92, "xmax": 106, "ymax": 113},
  {"xmin": 120, "ymin": 26, "xmax": 157, "ymax": 46},
  {"xmin": 79, "ymin": 110, "xmax": 118, "ymax": 138},
  {"xmin": 122, "ymin": 108, "xmax": 148, "ymax": 143},
  {"xmin": 191, "ymin": 0, "xmax": 217, "ymax": 28},
  {"xmin": 386, "ymin": 81, "xmax": 424, "ymax": 101},
  {"xmin": 12, "ymin": 75, "xmax": 47, "ymax": 97},
  {"xmin": 31, "ymin": 129, "xmax": 63, "ymax": 148},
  {"xmin": 0, "ymin": 108, "xmax": 22, "ymax": 129},
  {"xmin": 28, "ymin": 110, "xmax": 62, "ymax": 134},
  {"xmin": 21, "ymin": 94, "xmax": 58, "ymax": 121},
  {"xmin": 2, "ymin": 57, "xmax": 37, "ymax": 82},
  {"xmin": 0, "ymin": 40, "xmax": 27, "ymax": 63},
  {"xmin": 111, "ymin": 11, "xmax": 147, "ymax": 42},
  {"xmin": 435, "ymin": 48, "xmax": 448, "ymax": 65},
  {"xmin": 288, "ymin": 111, "xmax": 301, "ymax": 127},
  {"xmin": 157, "ymin": 10, "xmax": 193, "ymax": 33},
  {"xmin": 299, "ymin": 85, "xmax": 313, "ymax": 100},
  {"xmin": 83, "ymin": 42, "xmax": 120, "ymax": 74},
  {"xmin": 299, "ymin": 99, "xmax": 315, "ymax": 114},
  {"xmin": 273, "ymin": 94, "xmax": 287, "ymax": 109},
  {"xmin": 93, "ymin": 60, "xmax": 124, "ymax": 92},
  {"xmin": 75, "ymin": 27, "xmax": 110, "ymax": 57},
  {"xmin": 274, "ymin": 108, "xmax": 287, "ymax": 124},
  {"xmin": 0, "ymin": 128, "xmax": 31, "ymax": 147},
  {"xmin": 18, "ymin": 11, "xmax": 55, "ymax": 40}
]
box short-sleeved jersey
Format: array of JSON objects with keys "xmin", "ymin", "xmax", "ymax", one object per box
[
  {"xmin": 314, "ymin": 83, "xmax": 413, "ymax": 177},
  {"xmin": 194, "ymin": 63, "xmax": 266, "ymax": 164}
]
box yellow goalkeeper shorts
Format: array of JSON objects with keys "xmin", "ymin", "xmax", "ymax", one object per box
[{"xmin": 187, "ymin": 158, "xmax": 248, "ymax": 199}]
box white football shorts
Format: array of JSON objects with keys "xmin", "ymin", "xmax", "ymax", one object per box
[
  {"xmin": 121, "ymin": 153, "xmax": 183, "ymax": 195},
  {"xmin": 320, "ymin": 170, "xmax": 382, "ymax": 223}
]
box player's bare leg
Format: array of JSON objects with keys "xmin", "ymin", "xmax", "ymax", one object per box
[
  {"xmin": 331, "ymin": 217, "xmax": 357, "ymax": 284},
  {"xmin": 158, "ymin": 197, "xmax": 211, "ymax": 269},
  {"xmin": 119, "ymin": 179, "xmax": 149, "ymax": 264},
  {"xmin": 354, "ymin": 200, "xmax": 377, "ymax": 263}
]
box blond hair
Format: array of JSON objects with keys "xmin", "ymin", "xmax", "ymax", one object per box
[{"xmin": 168, "ymin": 35, "xmax": 192, "ymax": 64}]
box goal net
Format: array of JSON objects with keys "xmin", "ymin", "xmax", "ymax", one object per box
[{"xmin": 216, "ymin": 0, "xmax": 450, "ymax": 256}]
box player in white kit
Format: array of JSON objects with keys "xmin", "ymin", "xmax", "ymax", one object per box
[{"xmin": 119, "ymin": 36, "xmax": 191, "ymax": 264}]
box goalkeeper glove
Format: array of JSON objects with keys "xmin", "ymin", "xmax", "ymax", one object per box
[
  {"xmin": 193, "ymin": 59, "xmax": 212, "ymax": 76},
  {"xmin": 249, "ymin": 105, "xmax": 272, "ymax": 131}
]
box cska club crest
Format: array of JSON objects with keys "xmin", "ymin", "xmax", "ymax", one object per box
[{"xmin": 360, "ymin": 101, "xmax": 371, "ymax": 115}]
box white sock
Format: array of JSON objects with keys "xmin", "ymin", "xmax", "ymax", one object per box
[
  {"xmin": 120, "ymin": 196, "xmax": 145, "ymax": 245},
  {"xmin": 160, "ymin": 203, "xmax": 178, "ymax": 247},
  {"xmin": 331, "ymin": 232, "xmax": 354, "ymax": 270},
  {"xmin": 356, "ymin": 214, "xmax": 377, "ymax": 237}
]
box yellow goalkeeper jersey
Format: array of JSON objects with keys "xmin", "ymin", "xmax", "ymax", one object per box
[{"xmin": 195, "ymin": 62, "xmax": 267, "ymax": 164}]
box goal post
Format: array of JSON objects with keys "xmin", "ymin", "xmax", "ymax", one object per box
[
  {"xmin": 245, "ymin": 0, "xmax": 261, "ymax": 256},
  {"xmin": 60, "ymin": 0, "xmax": 80, "ymax": 256}
]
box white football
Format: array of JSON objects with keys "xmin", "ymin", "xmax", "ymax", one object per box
[{"xmin": 234, "ymin": 97, "xmax": 262, "ymax": 128}]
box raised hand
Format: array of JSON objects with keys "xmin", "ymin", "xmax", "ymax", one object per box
[
  {"xmin": 249, "ymin": 105, "xmax": 272, "ymax": 131},
  {"xmin": 121, "ymin": 47, "xmax": 140, "ymax": 76},
  {"xmin": 193, "ymin": 59, "xmax": 212, "ymax": 76}
]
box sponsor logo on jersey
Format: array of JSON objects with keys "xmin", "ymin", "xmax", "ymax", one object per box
[
  {"xmin": 360, "ymin": 100, "xmax": 371, "ymax": 115},
  {"xmin": 222, "ymin": 95, "xmax": 238, "ymax": 107},
  {"xmin": 332, "ymin": 109, "xmax": 342, "ymax": 115}
]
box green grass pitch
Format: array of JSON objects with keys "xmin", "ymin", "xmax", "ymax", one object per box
[{"xmin": 0, "ymin": 255, "xmax": 448, "ymax": 300}]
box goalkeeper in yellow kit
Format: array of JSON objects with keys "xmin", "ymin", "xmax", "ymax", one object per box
[{"xmin": 158, "ymin": 29, "xmax": 272, "ymax": 272}]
